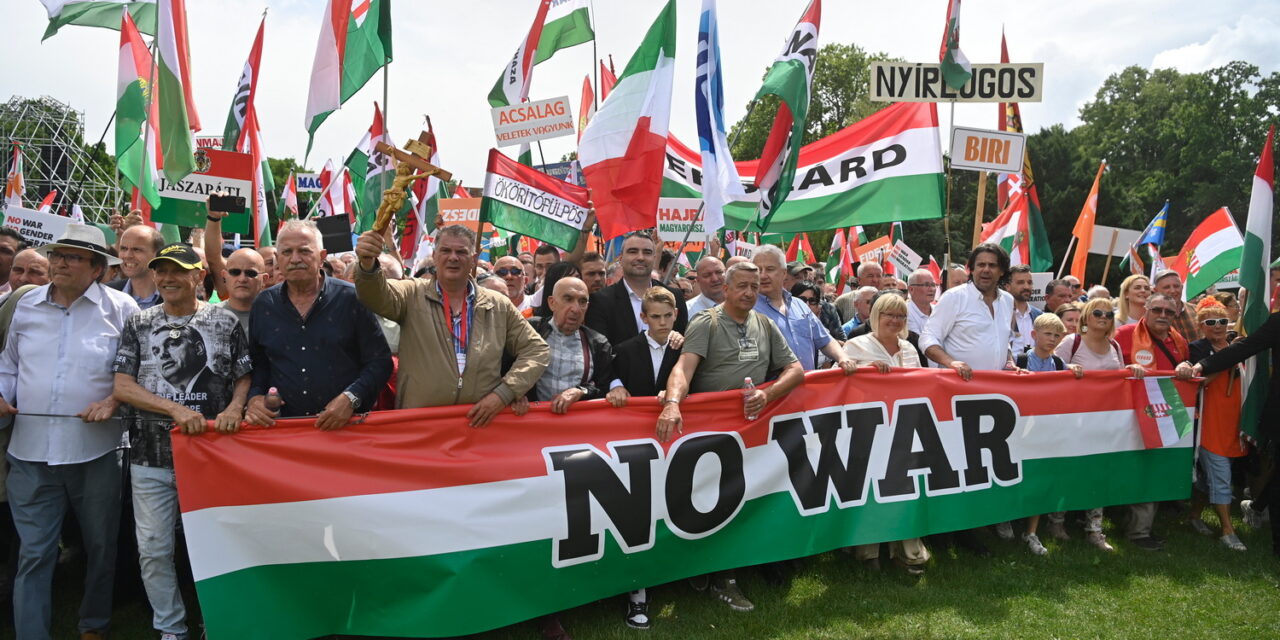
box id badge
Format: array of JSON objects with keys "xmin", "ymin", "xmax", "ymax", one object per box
[
  {"xmin": 456, "ymin": 352, "xmax": 467, "ymax": 374},
  {"xmin": 738, "ymin": 337, "xmax": 759, "ymax": 362}
]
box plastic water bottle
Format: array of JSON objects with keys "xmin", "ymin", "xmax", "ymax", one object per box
[
  {"xmin": 743, "ymin": 377, "xmax": 758, "ymax": 420},
  {"xmin": 264, "ymin": 387, "xmax": 284, "ymax": 411}
]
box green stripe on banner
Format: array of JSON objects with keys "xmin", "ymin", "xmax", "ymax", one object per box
[
  {"xmin": 151, "ymin": 197, "xmax": 250, "ymax": 235},
  {"xmin": 193, "ymin": 448, "xmax": 1189, "ymax": 639},
  {"xmin": 482, "ymin": 198, "xmax": 582, "ymax": 251}
]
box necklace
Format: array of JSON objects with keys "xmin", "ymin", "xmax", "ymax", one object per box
[{"xmin": 162, "ymin": 306, "xmax": 200, "ymax": 339}]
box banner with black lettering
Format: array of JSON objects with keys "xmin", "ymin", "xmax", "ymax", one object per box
[{"xmin": 174, "ymin": 368, "xmax": 1195, "ymax": 639}]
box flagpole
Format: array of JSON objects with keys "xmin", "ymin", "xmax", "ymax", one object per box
[
  {"xmin": 138, "ymin": 38, "xmax": 159, "ymax": 220},
  {"xmin": 971, "ymin": 171, "xmax": 987, "ymax": 249},
  {"xmin": 1056, "ymin": 235, "xmax": 1076, "ymax": 279},
  {"xmin": 589, "ymin": 0, "xmax": 600, "ymax": 113},
  {"xmin": 380, "ymin": 66, "xmax": 390, "ymax": 196},
  {"xmin": 943, "ymin": 100, "xmax": 955, "ymax": 262},
  {"xmin": 1100, "ymin": 228, "xmax": 1119, "ymax": 286}
]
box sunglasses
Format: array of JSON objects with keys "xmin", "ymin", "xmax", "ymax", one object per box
[
  {"xmin": 495, "ymin": 268, "xmax": 523, "ymax": 277},
  {"xmin": 1091, "ymin": 310, "xmax": 1116, "ymax": 319},
  {"xmin": 1149, "ymin": 307, "xmax": 1177, "ymax": 317},
  {"xmin": 227, "ymin": 268, "xmax": 260, "ymax": 279},
  {"xmin": 1202, "ymin": 318, "xmax": 1230, "ymax": 327},
  {"xmin": 798, "ymin": 296, "xmax": 820, "ymax": 306}
]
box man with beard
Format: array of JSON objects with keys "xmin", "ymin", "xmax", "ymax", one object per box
[
  {"xmin": 686, "ymin": 256, "xmax": 726, "ymax": 317},
  {"xmin": 586, "ymin": 232, "xmax": 688, "ymax": 345},
  {"xmin": 1006, "ymin": 265, "xmax": 1041, "ymax": 354}
]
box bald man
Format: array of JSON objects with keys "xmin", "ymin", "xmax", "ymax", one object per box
[
  {"xmin": 493, "ymin": 255, "xmax": 531, "ymax": 311},
  {"xmin": 7, "ymin": 249, "xmax": 50, "ymax": 290},
  {"xmin": 215, "ymin": 248, "xmax": 267, "ymax": 331},
  {"xmin": 513, "ymin": 277, "xmax": 618, "ymax": 415}
]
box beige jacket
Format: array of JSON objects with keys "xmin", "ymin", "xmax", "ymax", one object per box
[{"xmin": 355, "ymin": 268, "xmax": 549, "ymax": 409}]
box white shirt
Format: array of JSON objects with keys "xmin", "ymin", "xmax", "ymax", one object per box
[
  {"xmin": 920, "ymin": 282, "xmax": 1014, "ymax": 372},
  {"xmin": 687, "ymin": 293, "xmax": 718, "ymax": 318},
  {"xmin": 624, "ymin": 279, "xmax": 647, "ymax": 332},
  {"xmin": 0, "ymin": 283, "xmax": 139, "ymax": 465},
  {"xmin": 1010, "ymin": 304, "xmax": 1035, "ymax": 354},
  {"xmin": 906, "ymin": 300, "xmax": 931, "ymax": 335},
  {"xmin": 644, "ymin": 331, "xmax": 670, "ymax": 385}
]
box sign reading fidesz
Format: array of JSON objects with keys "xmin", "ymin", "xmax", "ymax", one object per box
[
  {"xmin": 870, "ymin": 62, "xmax": 1044, "ymax": 103},
  {"xmin": 491, "ymin": 96, "xmax": 575, "ymax": 147},
  {"xmin": 3, "ymin": 205, "xmax": 69, "ymax": 247}
]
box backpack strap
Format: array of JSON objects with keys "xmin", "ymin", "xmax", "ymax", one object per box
[
  {"xmin": 1069, "ymin": 333, "xmax": 1083, "ymax": 359},
  {"xmin": 1014, "ymin": 353, "xmax": 1029, "ymax": 370},
  {"xmin": 1052, "ymin": 355, "xmax": 1066, "ymax": 371}
]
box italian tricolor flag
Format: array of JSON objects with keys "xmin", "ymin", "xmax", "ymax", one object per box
[
  {"xmin": 1131, "ymin": 377, "xmax": 1193, "ymax": 449},
  {"xmin": 155, "ymin": 0, "xmax": 197, "ymax": 183},
  {"xmin": 304, "ymin": 0, "xmax": 392, "ymax": 154},
  {"xmin": 981, "ymin": 185, "xmax": 1050, "ymax": 269},
  {"xmin": 579, "ymin": 0, "xmax": 676, "ymax": 239},
  {"xmin": 40, "ymin": 0, "xmax": 155, "ymax": 40},
  {"xmin": 1168, "ymin": 207, "xmax": 1244, "ymax": 300},
  {"xmin": 115, "ymin": 8, "xmax": 160, "ymax": 207},
  {"xmin": 482, "ymin": 149, "xmax": 591, "ymax": 251}
]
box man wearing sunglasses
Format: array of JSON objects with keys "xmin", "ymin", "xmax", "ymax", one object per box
[
  {"xmin": 492, "ymin": 256, "xmax": 532, "ymax": 313},
  {"xmin": 213, "ymin": 249, "xmax": 266, "ymax": 332}
]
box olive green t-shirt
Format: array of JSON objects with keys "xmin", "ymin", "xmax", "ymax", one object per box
[{"xmin": 683, "ymin": 307, "xmax": 797, "ymax": 393}]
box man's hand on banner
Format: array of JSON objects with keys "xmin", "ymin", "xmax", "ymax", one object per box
[
  {"xmin": 1068, "ymin": 364, "xmax": 1085, "ymax": 379},
  {"xmin": 948, "ymin": 360, "xmax": 973, "ymax": 381},
  {"xmin": 467, "ymin": 392, "xmax": 507, "ymax": 428},
  {"xmin": 511, "ymin": 396, "xmax": 529, "ymax": 416},
  {"xmin": 606, "ymin": 386, "xmax": 630, "ymax": 408},
  {"xmin": 245, "ymin": 395, "xmax": 278, "ymax": 427},
  {"xmin": 172, "ymin": 406, "xmax": 206, "ymax": 435},
  {"xmin": 315, "ymin": 393, "xmax": 356, "ymax": 431},
  {"xmin": 656, "ymin": 403, "xmax": 683, "ymax": 442}
]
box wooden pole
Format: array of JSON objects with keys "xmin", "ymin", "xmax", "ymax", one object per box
[
  {"xmin": 1100, "ymin": 228, "xmax": 1120, "ymax": 287},
  {"xmin": 1056, "ymin": 235, "xmax": 1076, "ymax": 279},
  {"xmin": 971, "ymin": 171, "xmax": 988, "ymax": 249},
  {"xmin": 943, "ymin": 101, "xmax": 955, "ymax": 261}
]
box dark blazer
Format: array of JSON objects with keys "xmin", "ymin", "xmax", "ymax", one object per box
[
  {"xmin": 846, "ymin": 323, "xmax": 923, "ymax": 361},
  {"xmin": 105, "ymin": 278, "xmax": 127, "ymax": 291},
  {"xmin": 519, "ymin": 317, "xmax": 616, "ymax": 401},
  {"xmin": 585, "ymin": 279, "xmax": 689, "ymax": 345},
  {"xmin": 613, "ymin": 332, "xmax": 681, "ymax": 397}
]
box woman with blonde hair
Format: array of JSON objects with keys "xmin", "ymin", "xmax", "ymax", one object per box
[
  {"xmin": 1116, "ymin": 275, "xmax": 1151, "ymax": 326},
  {"xmin": 1054, "ymin": 302, "xmax": 1083, "ymax": 335},
  {"xmin": 842, "ymin": 294, "xmax": 929, "ymax": 574}
]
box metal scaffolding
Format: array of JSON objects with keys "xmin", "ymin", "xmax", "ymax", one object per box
[{"xmin": 1, "ymin": 95, "xmax": 120, "ymax": 224}]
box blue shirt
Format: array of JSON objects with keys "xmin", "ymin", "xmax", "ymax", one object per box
[
  {"xmin": 123, "ymin": 278, "xmax": 162, "ymax": 310},
  {"xmin": 754, "ymin": 292, "xmax": 832, "ymax": 371},
  {"xmin": 841, "ymin": 315, "xmax": 863, "ymax": 337},
  {"xmin": 1024, "ymin": 351, "xmax": 1061, "ymax": 372},
  {"xmin": 248, "ymin": 275, "xmax": 392, "ymax": 417}
]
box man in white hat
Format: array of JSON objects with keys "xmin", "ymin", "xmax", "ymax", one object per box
[{"xmin": 0, "ymin": 224, "xmax": 138, "ymax": 640}]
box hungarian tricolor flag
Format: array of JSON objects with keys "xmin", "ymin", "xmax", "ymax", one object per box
[
  {"xmin": 532, "ymin": 0, "xmax": 593, "ymax": 65},
  {"xmin": 282, "ymin": 171, "xmax": 299, "ymax": 220},
  {"xmin": 785, "ymin": 232, "xmax": 815, "ymax": 263},
  {"xmin": 304, "ymin": 0, "xmax": 392, "ymax": 155},
  {"xmin": 406, "ymin": 121, "xmax": 447, "ymax": 262},
  {"xmin": 825, "ymin": 228, "xmax": 853, "ymax": 292},
  {"xmin": 36, "ymin": 191, "xmax": 57, "ymax": 214},
  {"xmin": 938, "ymin": 0, "xmax": 971, "ymax": 90},
  {"xmin": 115, "ymin": 8, "xmax": 160, "ymax": 207},
  {"xmin": 221, "ymin": 16, "xmax": 264, "ymax": 154},
  {"xmin": 40, "ymin": 0, "xmax": 155, "ymax": 40},
  {"xmin": 221, "ymin": 17, "xmax": 272, "ymax": 246},
  {"xmin": 1239, "ymin": 126, "xmax": 1274, "ymax": 438},
  {"xmin": 5, "ymin": 142, "xmax": 24, "ymax": 208},
  {"xmin": 752, "ymin": 0, "xmax": 820, "ymax": 230},
  {"xmin": 994, "ymin": 34, "xmax": 1052, "ymax": 271},
  {"xmin": 243, "ymin": 107, "xmax": 273, "ymax": 247},
  {"xmin": 981, "ymin": 188, "xmax": 1036, "ymax": 266},
  {"xmin": 579, "ymin": 1, "xmax": 676, "ymax": 239},
  {"xmin": 156, "ymin": 0, "xmax": 197, "ymax": 183},
  {"xmin": 1130, "ymin": 377, "xmax": 1193, "ymax": 449},
  {"xmin": 1069, "ymin": 161, "xmax": 1105, "ymax": 280},
  {"xmin": 1168, "ymin": 208, "xmax": 1244, "ymax": 300},
  {"xmin": 481, "ymin": 149, "xmax": 591, "ymax": 251},
  {"xmin": 344, "ymin": 102, "xmax": 399, "ymax": 232}
]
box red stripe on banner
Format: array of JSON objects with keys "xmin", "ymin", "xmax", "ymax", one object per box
[
  {"xmin": 174, "ymin": 369, "xmax": 1192, "ymax": 513},
  {"xmin": 486, "ymin": 148, "xmax": 590, "ymax": 204}
]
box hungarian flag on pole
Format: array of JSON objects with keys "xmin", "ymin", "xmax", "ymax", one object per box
[
  {"xmin": 344, "ymin": 102, "xmax": 399, "ymax": 233},
  {"xmin": 407, "ymin": 122, "xmax": 446, "ymax": 262},
  {"xmin": 938, "ymin": 0, "xmax": 971, "ymax": 90},
  {"xmin": 1069, "ymin": 161, "xmax": 1105, "ymax": 280},
  {"xmin": 577, "ymin": 75, "xmax": 594, "ymax": 143},
  {"xmin": 993, "ymin": 41, "xmax": 1052, "ymax": 272},
  {"xmin": 785, "ymin": 232, "xmax": 814, "ymax": 263},
  {"xmin": 1131, "ymin": 377, "xmax": 1193, "ymax": 449},
  {"xmin": 282, "ymin": 171, "xmax": 299, "ymax": 219},
  {"xmin": 825, "ymin": 228, "xmax": 854, "ymax": 293},
  {"xmin": 488, "ymin": 0, "xmax": 551, "ymax": 108},
  {"xmin": 981, "ymin": 188, "xmax": 1035, "ymax": 265},
  {"xmin": 579, "ymin": 0, "xmax": 677, "ymax": 239},
  {"xmin": 243, "ymin": 107, "xmax": 272, "ymax": 247},
  {"xmin": 36, "ymin": 191, "xmax": 57, "ymax": 214},
  {"xmin": 752, "ymin": 0, "xmax": 820, "ymax": 231},
  {"xmin": 481, "ymin": 148, "xmax": 591, "ymax": 251},
  {"xmin": 221, "ymin": 16, "xmax": 264, "ymax": 153},
  {"xmin": 532, "ymin": 0, "xmax": 593, "ymax": 65},
  {"xmin": 1239, "ymin": 126, "xmax": 1274, "ymax": 438},
  {"xmin": 40, "ymin": 0, "xmax": 155, "ymax": 40},
  {"xmin": 5, "ymin": 142, "xmax": 24, "ymax": 208},
  {"xmin": 304, "ymin": 0, "xmax": 393, "ymax": 155},
  {"xmin": 1169, "ymin": 207, "xmax": 1244, "ymax": 300},
  {"xmin": 116, "ymin": 8, "xmax": 160, "ymax": 207},
  {"xmin": 156, "ymin": 0, "xmax": 196, "ymax": 183}
]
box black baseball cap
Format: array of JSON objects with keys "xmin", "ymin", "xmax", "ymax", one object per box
[{"xmin": 149, "ymin": 243, "xmax": 203, "ymax": 270}]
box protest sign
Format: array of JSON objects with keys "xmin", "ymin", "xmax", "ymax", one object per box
[
  {"xmin": 175, "ymin": 369, "xmax": 1194, "ymax": 639},
  {"xmin": 313, "ymin": 214, "xmax": 354, "ymax": 254},
  {"xmin": 655, "ymin": 197, "xmax": 708, "ymax": 243},
  {"xmin": 949, "ymin": 126, "xmax": 1026, "ymax": 173},
  {"xmin": 733, "ymin": 240, "xmax": 758, "ymax": 258},
  {"xmin": 151, "ymin": 148, "xmax": 253, "ymax": 234},
  {"xmin": 887, "ymin": 239, "xmax": 923, "ymax": 274},
  {"xmin": 438, "ymin": 197, "xmax": 493, "ymax": 234},
  {"xmin": 3, "ymin": 205, "xmax": 69, "ymax": 247},
  {"xmin": 1089, "ymin": 225, "xmax": 1142, "ymax": 256},
  {"xmin": 1029, "ymin": 272, "xmax": 1054, "ymax": 309},
  {"xmin": 869, "ymin": 62, "xmax": 1044, "ymax": 102},
  {"xmin": 296, "ymin": 173, "xmax": 323, "ymax": 193},
  {"xmin": 855, "ymin": 235, "xmax": 891, "ymax": 263},
  {"xmin": 491, "ymin": 96, "xmax": 575, "ymax": 147}
]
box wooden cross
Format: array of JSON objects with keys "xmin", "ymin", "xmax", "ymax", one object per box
[
  {"xmin": 369, "ymin": 131, "xmax": 454, "ymax": 233},
  {"xmin": 373, "ymin": 131, "xmax": 452, "ymax": 182}
]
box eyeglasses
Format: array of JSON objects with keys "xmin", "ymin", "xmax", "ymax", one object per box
[
  {"xmin": 1091, "ymin": 310, "xmax": 1116, "ymax": 319},
  {"xmin": 1071, "ymin": 284, "xmax": 1082, "ymax": 290},
  {"xmin": 908, "ymin": 283, "xmax": 938, "ymax": 289},
  {"xmin": 47, "ymin": 250, "xmax": 89, "ymax": 265},
  {"xmin": 227, "ymin": 268, "xmax": 260, "ymax": 279},
  {"xmin": 495, "ymin": 268, "xmax": 523, "ymax": 277},
  {"xmin": 1202, "ymin": 318, "xmax": 1230, "ymax": 327},
  {"xmin": 881, "ymin": 313, "xmax": 907, "ymax": 320},
  {"xmin": 798, "ymin": 296, "xmax": 819, "ymax": 306},
  {"xmin": 1149, "ymin": 307, "xmax": 1178, "ymax": 317}
]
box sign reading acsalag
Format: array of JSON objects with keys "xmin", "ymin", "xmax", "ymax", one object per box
[
  {"xmin": 491, "ymin": 96, "xmax": 575, "ymax": 147},
  {"xmin": 870, "ymin": 62, "xmax": 1044, "ymax": 103}
]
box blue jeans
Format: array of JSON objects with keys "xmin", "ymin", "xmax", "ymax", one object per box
[
  {"xmin": 7, "ymin": 452, "xmax": 121, "ymax": 639},
  {"xmin": 132, "ymin": 464, "xmax": 188, "ymax": 636}
]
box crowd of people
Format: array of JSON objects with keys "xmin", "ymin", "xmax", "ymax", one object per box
[{"xmin": 0, "ymin": 200, "xmax": 1276, "ymax": 640}]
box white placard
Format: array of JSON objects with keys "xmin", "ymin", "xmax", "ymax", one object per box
[
  {"xmin": 655, "ymin": 198, "xmax": 709, "ymax": 243},
  {"xmin": 870, "ymin": 62, "xmax": 1044, "ymax": 103},
  {"xmin": 1088, "ymin": 225, "xmax": 1142, "ymax": 257},
  {"xmin": 949, "ymin": 126, "xmax": 1026, "ymax": 173},
  {"xmin": 1029, "ymin": 272, "xmax": 1054, "ymax": 310},
  {"xmin": 887, "ymin": 239, "xmax": 923, "ymax": 274},
  {"xmin": 491, "ymin": 96, "xmax": 575, "ymax": 147},
  {"xmin": 3, "ymin": 205, "xmax": 70, "ymax": 247}
]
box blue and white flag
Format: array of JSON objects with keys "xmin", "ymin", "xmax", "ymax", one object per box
[
  {"xmin": 1132, "ymin": 202, "xmax": 1169, "ymax": 278},
  {"xmin": 694, "ymin": 0, "xmax": 744, "ymax": 233}
]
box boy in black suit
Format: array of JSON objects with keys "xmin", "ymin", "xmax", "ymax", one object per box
[{"xmin": 608, "ymin": 287, "xmax": 682, "ymax": 407}]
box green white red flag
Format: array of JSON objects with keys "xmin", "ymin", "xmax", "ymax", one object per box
[
  {"xmin": 221, "ymin": 16, "xmax": 264, "ymax": 154},
  {"xmin": 40, "ymin": 0, "xmax": 155, "ymax": 40},
  {"xmin": 1239, "ymin": 126, "xmax": 1274, "ymax": 437},
  {"xmin": 155, "ymin": 0, "xmax": 197, "ymax": 183},
  {"xmin": 578, "ymin": 1, "xmax": 676, "ymax": 239},
  {"xmin": 994, "ymin": 39, "xmax": 1053, "ymax": 272},
  {"xmin": 532, "ymin": 0, "xmax": 593, "ymax": 65},
  {"xmin": 825, "ymin": 228, "xmax": 853, "ymax": 292},
  {"xmin": 5, "ymin": 143, "xmax": 24, "ymax": 208},
  {"xmin": 938, "ymin": 0, "xmax": 971, "ymax": 90},
  {"xmin": 481, "ymin": 148, "xmax": 591, "ymax": 251},
  {"xmin": 406, "ymin": 122, "xmax": 447, "ymax": 262},
  {"xmin": 304, "ymin": 0, "xmax": 393, "ymax": 155},
  {"xmin": 281, "ymin": 171, "xmax": 299, "ymax": 219},
  {"xmin": 785, "ymin": 232, "xmax": 814, "ymax": 263},
  {"xmin": 488, "ymin": 0, "xmax": 551, "ymax": 108},
  {"xmin": 1168, "ymin": 207, "xmax": 1243, "ymax": 300},
  {"xmin": 752, "ymin": 0, "xmax": 820, "ymax": 230},
  {"xmin": 115, "ymin": 8, "xmax": 160, "ymax": 207},
  {"xmin": 344, "ymin": 102, "xmax": 396, "ymax": 233},
  {"xmin": 1130, "ymin": 377, "xmax": 1193, "ymax": 449}
]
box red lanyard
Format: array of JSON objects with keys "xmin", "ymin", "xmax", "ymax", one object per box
[{"xmin": 441, "ymin": 289, "xmax": 468, "ymax": 348}]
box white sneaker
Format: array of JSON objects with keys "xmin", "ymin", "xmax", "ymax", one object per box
[
  {"xmin": 159, "ymin": 634, "xmax": 186, "ymax": 640},
  {"xmin": 1241, "ymin": 500, "xmax": 1265, "ymax": 529},
  {"xmin": 994, "ymin": 521, "xmax": 1014, "ymax": 540},
  {"xmin": 1023, "ymin": 533, "xmax": 1048, "ymax": 555}
]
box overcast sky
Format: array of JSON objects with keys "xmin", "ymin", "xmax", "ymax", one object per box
[{"xmin": 4, "ymin": 0, "xmax": 1278, "ymax": 186}]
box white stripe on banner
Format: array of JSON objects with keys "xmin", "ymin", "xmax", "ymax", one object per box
[
  {"xmin": 1143, "ymin": 378, "xmax": 1182, "ymax": 447},
  {"xmin": 183, "ymin": 408, "xmax": 1188, "ymax": 582}
]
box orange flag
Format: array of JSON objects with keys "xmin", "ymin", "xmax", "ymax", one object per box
[{"xmin": 1070, "ymin": 161, "xmax": 1106, "ymax": 281}]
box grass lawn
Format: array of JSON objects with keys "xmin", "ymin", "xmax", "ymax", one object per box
[{"xmin": 11, "ymin": 508, "xmax": 1280, "ymax": 639}]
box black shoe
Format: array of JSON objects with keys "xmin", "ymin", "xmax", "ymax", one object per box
[
  {"xmin": 759, "ymin": 562, "xmax": 788, "ymax": 586},
  {"xmin": 687, "ymin": 574, "xmax": 710, "ymax": 592},
  {"xmin": 625, "ymin": 599, "xmax": 651, "ymax": 630},
  {"xmin": 1130, "ymin": 536, "xmax": 1164, "ymax": 551},
  {"xmin": 1149, "ymin": 532, "xmax": 1166, "ymax": 545},
  {"xmin": 953, "ymin": 530, "xmax": 992, "ymax": 557}
]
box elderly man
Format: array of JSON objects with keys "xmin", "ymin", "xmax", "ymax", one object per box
[
  {"xmin": 839, "ymin": 286, "xmax": 878, "ymax": 336},
  {"xmin": 244, "ymin": 220, "xmax": 392, "ymax": 429},
  {"xmin": 1114, "ymin": 292, "xmax": 1189, "ymax": 552},
  {"xmin": 586, "ymin": 232, "xmax": 688, "ymax": 345},
  {"xmin": 514, "ymin": 277, "xmax": 615, "ymax": 414},
  {"xmin": 6, "ymin": 249, "xmax": 50, "ymax": 291},
  {"xmin": 905, "ymin": 268, "xmax": 937, "ymax": 335},
  {"xmin": 354, "ymin": 225, "xmax": 548, "ymax": 425},
  {"xmin": 109, "ymin": 224, "xmax": 166, "ymax": 309},
  {"xmin": 1042, "ymin": 278, "xmax": 1074, "ymax": 314},
  {"xmin": 687, "ymin": 256, "xmax": 726, "ymax": 317},
  {"xmin": 257, "ymin": 246, "xmax": 278, "ymax": 286},
  {"xmin": 656, "ymin": 262, "xmax": 802, "ymax": 612},
  {"xmin": 214, "ymin": 248, "xmax": 266, "ymax": 332},
  {"xmin": 492, "ymin": 255, "xmax": 532, "ymax": 312},
  {"xmin": 0, "ymin": 224, "xmax": 138, "ymax": 639},
  {"xmin": 1063, "ymin": 274, "xmax": 1085, "ymax": 301},
  {"xmin": 753, "ymin": 246, "xmax": 857, "ymax": 373},
  {"xmin": 578, "ymin": 251, "xmax": 608, "ymax": 295},
  {"xmin": 112, "ymin": 243, "xmax": 251, "ymax": 640},
  {"xmin": 0, "ymin": 228, "xmax": 22, "ymax": 295},
  {"xmin": 1153, "ymin": 270, "xmax": 1200, "ymax": 340},
  {"xmin": 1006, "ymin": 265, "xmax": 1041, "ymax": 354},
  {"xmin": 836, "ymin": 262, "xmax": 883, "ymax": 322}
]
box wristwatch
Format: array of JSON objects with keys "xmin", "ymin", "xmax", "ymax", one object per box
[
  {"xmin": 342, "ymin": 390, "xmax": 360, "ymax": 408},
  {"xmin": 662, "ymin": 396, "xmax": 681, "ymax": 405}
]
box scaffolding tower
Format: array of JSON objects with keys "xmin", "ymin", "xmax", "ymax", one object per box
[{"xmin": 1, "ymin": 95, "xmax": 120, "ymax": 224}]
